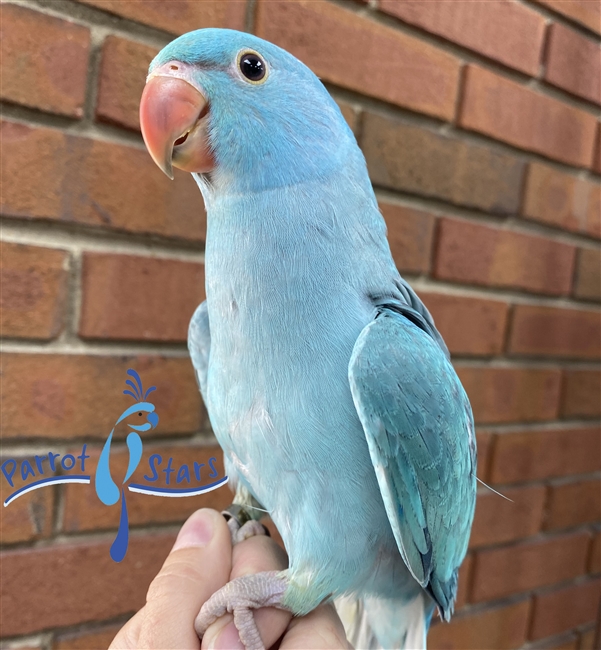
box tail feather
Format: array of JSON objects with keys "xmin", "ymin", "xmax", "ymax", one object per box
[{"xmin": 335, "ymin": 592, "xmax": 434, "ymax": 650}]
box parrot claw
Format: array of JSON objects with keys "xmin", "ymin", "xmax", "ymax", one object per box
[
  {"xmin": 222, "ymin": 505, "xmax": 269, "ymax": 545},
  {"xmin": 195, "ymin": 571, "xmax": 289, "ymax": 650}
]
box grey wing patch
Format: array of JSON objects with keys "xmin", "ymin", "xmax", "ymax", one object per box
[{"xmin": 188, "ymin": 300, "xmax": 210, "ymax": 403}]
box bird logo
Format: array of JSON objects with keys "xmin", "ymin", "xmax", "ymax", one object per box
[{"xmin": 95, "ymin": 369, "xmax": 159, "ymax": 562}]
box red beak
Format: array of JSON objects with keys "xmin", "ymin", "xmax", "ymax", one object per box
[{"xmin": 140, "ymin": 64, "xmax": 215, "ymax": 179}]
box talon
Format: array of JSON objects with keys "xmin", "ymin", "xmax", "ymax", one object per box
[
  {"xmin": 195, "ymin": 571, "xmax": 289, "ymax": 650},
  {"xmin": 223, "ymin": 505, "xmax": 269, "ymax": 545}
]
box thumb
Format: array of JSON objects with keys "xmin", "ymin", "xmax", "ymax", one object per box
[{"xmin": 137, "ymin": 508, "xmax": 233, "ymax": 649}]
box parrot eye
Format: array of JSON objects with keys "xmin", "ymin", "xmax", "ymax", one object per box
[
  {"xmin": 138, "ymin": 412, "xmax": 142, "ymax": 416},
  {"xmin": 238, "ymin": 51, "xmax": 267, "ymax": 84}
]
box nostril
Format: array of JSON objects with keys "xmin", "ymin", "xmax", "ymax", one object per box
[{"xmin": 170, "ymin": 64, "xmax": 179, "ymax": 70}]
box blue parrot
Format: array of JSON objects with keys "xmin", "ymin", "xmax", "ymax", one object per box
[{"xmin": 139, "ymin": 29, "xmax": 476, "ymax": 650}]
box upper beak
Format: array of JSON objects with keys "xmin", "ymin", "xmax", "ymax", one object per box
[{"xmin": 140, "ymin": 63, "xmax": 215, "ymax": 179}]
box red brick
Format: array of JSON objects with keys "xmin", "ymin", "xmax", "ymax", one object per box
[
  {"xmin": 0, "ymin": 463, "xmax": 54, "ymax": 543},
  {"xmin": 362, "ymin": 113, "xmax": 525, "ymax": 214},
  {"xmin": 256, "ymin": 0, "xmax": 460, "ymax": 121},
  {"xmin": 79, "ymin": 0, "xmax": 246, "ymax": 34},
  {"xmin": 593, "ymin": 124, "xmax": 601, "ymax": 174},
  {"xmin": 0, "ymin": 242, "xmax": 69, "ymax": 340},
  {"xmin": 476, "ymin": 430, "xmax": 493, "ymax": 481},
  {"xmin": 491, "ymin": 426, "xmax": 601, "ymax": 484},
  {"xmin": 54, "ymin": 624, "xmax": 121, "ymax": 650},
  {"xmin": 0, "ymin": 120, "xmax": 205, "ymax": 241},
  {"xmin": 459, "ymin": 65, "xmax": 597, "ymax": 167},
  {"xmin": 0, "ymin": 5, "xmax": 90, "ymax": 118},
  {"xmin": 590, "ymin": 531, "xmax": 601, "ymax": 573},
  {"xmin": 456, "ymin": 366, "xmax": 561, "ymax": 424},
  {"xmin": 455, "ymin": 553, "xmax": 472, "ymax": 610},
  {"xmin": 469, "ymin": 485, "xmax": 545, "ymax": 548},
  {"xmin": 435, "ymin": 218, "xmax": 576, "ymax": 296},
  {"xmin": 522, "ymin": 163, "xmax": 601, "ymax": 238},
  {"xmin": 531, "ymin": 579, "xmax": 601, "ymax": 640},
  {"xmin": 574, "ymin": 248, "xmax": 601, "ymax": 301},
  {"xmin": 531, "ymin": 0, "xmax": 601, "ymax": 36},
  {"xmin": 0, "ymin": 533, "xmax": 174, "ymax": 635},
  {"xmin": 545, "ymin": 23, "xmax": 601, "ymax": 105},
  {"xmin": 336, "ymin": 100, "xmax": 358, "ymax": 134},
  {"xmin": 62, "ymin": 444, "xmax": 230, "ymax": 532},
  {"xmin": 579, "ymin": 628, "xmax": 598, "ymax": 650},
  {"xmin": 379, "ymin": 203, "xmax": 435, "ymax": 274},
  {"xmin": 421, "ymin": 292, "xmax": 509, "ymax": 356},
  {"xmin": 79, "ymin": 253, "xmax": 204, "ymax": 342},
  {"xmin": 561, "ymin": 370, "xmax": 601, "ymax": 418},
  {"xmin": 379, "ymin": 0, "xmax": 545, "ymax": 76},
  {"xmin": 545, "ymin": 479, "xmax": 601, "ymax": 530},
  {"xmin": 96, "ymin": 36, "xmax": 158, "ymax": 131},
  {"xmin": 509, "ymin": 305, "xmax": 601, "ymax": 360},
  {"xmin": 472, "ymin": 532, "xmax": 590, "ymax": 601},
  {"xmin": 0, "ymin": 353, "xmax": 202, "ymax": 440},
  {"xmin": 428, "ymin": 600, "xmax": 531, "ymax": 650}
]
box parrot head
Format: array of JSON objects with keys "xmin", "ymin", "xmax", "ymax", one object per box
[{"xmin": 140, "ymin": 29, "xmax": 355, "ymax": 193}]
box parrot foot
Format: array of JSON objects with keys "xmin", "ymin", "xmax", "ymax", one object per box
[
  {"xmin": 195, "ymin": 571, "xmax": 289, "ymax": 650},
  {"xmin": 223, "ymin": 504, "xmax": 269, "ymax": 545}
]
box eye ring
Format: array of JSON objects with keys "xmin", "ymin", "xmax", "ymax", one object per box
[{"xmin": 237, "ymin": 49, "xmax": 268, "ymax": 85}]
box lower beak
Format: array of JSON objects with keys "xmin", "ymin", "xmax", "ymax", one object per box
[{"xmin": 140, "ymin": 68, "xmax": 215, "ymax": 179}]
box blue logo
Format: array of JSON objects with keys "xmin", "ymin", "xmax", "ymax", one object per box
[{"xmin": 2, "ymin": 369, "xmax": 228, "ymax": 562}]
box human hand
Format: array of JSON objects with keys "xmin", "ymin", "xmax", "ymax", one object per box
[{"xmin": 110, "ymin": 508, "xmax": 351, "ymax": 649}]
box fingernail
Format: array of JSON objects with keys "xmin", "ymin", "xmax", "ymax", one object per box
[
  {"xmin": 173, "ymin": 509, "xmax": 215, "ymax": 550},
  {"xmin": 211, "ymin": 622, "xmax": 244, "ymax": 650}
]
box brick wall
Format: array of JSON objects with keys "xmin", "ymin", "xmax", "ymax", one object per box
[{"xmin": 1, "ymin": 1, "xmax": 599, "ymax": 649}]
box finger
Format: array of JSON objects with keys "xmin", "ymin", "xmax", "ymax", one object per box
[
  {"xmin": 201, "ymin": 532, "xmax": 291, "ymax": 650},
  {"xmin": 138, "ymin": 508, "xmax": 232, "ymax": 649},
  {"xmin": 109, "ymin": 607, "xmax": 146, "ymax": 649},
  {"xmin": 281, "ymin": 603, "xmax": 352, "ymax": 650}
]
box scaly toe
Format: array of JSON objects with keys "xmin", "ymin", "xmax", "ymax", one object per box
[{"xmin": 195, "ymin": 571, "xmax": 288, "ymax": 650}]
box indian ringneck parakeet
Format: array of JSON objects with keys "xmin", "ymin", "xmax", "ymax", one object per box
[{"xmin": 140, "ymin": 29, "xmax": 476, "ymax": 650}]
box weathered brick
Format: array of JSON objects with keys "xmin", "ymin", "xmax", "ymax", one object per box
[
  {"xmin": 62, "ymin": 444, "xmax": 229, "ymax": 532},
  {"xmin": 0, "ymin": 533, "xmax": 174, "ymax": 635},
  {"xmin": 362, "ymin": 113, "xmax": 525, "ymax": 214},
  {"xmin": 545, "ymin": 23, "xmax": 601, "ymax": 105},
  {"xmin": 491, "ymin": 426, "xmax": 601, "ymax": 484},
  {"xmin": 379, "ymin": 0, "xmax": 546, "ymax": 76},
  {"xmin": 1, "ymin": 4, "xmax": 90, "ymax": 118},
  {"xmin": 379, "ymin": 203, "xmax": 435, "ymax": 274},
  {"xmin": 531, "ymin": 0, "xmax": 601, "ymax": 36},
  {"xmin": 435, "ymin": 219, "xmax": 576, "ymax": 295},
  {"xmin": 472, "ymin": 532, "xmax": 590, "ymax": 602},
  {"xmin": 456, "ymin": 366, "xmax": 561, "ymax": 424},
  {"xmin": 0, "ymin": 465, "xmax": 54, "ymax": 544},
  {"xmin": 428, "ymin": 600, "xmax": 531, "ymax": 650},
  {"xmin": 336, "ymin": 100, "xmax": 358, "ymax": 134},
  {"xmin": 421, "ymin": 292, "xmax": 509, "ymax": 356},
  {"xmin": 574, "ymin": 248, "xmax": 601, "ymax": 301},
  {"xmin": 79, "ymin": 0, "xmax": 246, "ymax": 34},
  {"xmin": 256, "ymin": 0, "xmax": 460, "ymax": 121},
  {"xmin": 561, "ymin": 370, "xmax": 601, "ymax": 419},
  {"xmin": 54, "ymin": 624, "xmax": 121, "ymax": 650},
  {"xmin": 0, "ymin": 242, "xmax": 69, "ymax": 340},
  {"xmin": 509, "ymin": 305, "xmax": 601, "ymax": 360},
  {"xmin": 96, "ymin": 36, "xmax": 158, "ymax": 131},
  {"xmin": 590, "ymin": 531, "xmax": 601, "ymax": 573},
  {"xmin": 522, "ymin": 163, "xmax": 601, "ymax": 238},
  {"xmin": 530, "ymin": 579, "xmax": 601, "ymax": 640},
  {"xmin": 79, "ymin": 253, "xmax": 204, "ymax": 342},
  {"xmin": 0, "ymin": 354, "xmax": 203, "ymax": 440},
  {"xmin": 1, "ymin": 120, "xmax": 205, "ymax": 241},
  {"xmin": 545, "ymin": 478, "xmax": 601, "ymax": 530},
  {"xmin": 469, "ymin": 485, "xmax": 545, "ymax": 548},
  {"xmin": 459, "ymin": 65, "xmax": 597, "ymax": 167}
]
